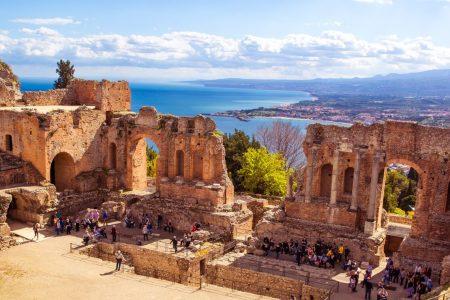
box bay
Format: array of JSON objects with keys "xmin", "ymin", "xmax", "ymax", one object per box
[{"xmin": 20, "ymin": 79, "xmax": 339, "ymax": 136}]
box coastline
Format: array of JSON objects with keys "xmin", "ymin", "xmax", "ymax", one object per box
[{"xmin": 206, "ymin": 113, "xmax": 352, "ymax": 127}]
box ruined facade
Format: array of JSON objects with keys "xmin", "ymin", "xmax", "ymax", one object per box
[
  {"xmin": 0, "ymin": 65, "xmax": 242, "ymax": 246},
  {"xmin": 256, "ymin": 121, "xmax": 450, "ymax": 276}
]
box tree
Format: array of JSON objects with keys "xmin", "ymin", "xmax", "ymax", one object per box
[
  {"xmin": 54, "ymin": 59, "xmax": 75, "ymax": 89},
  {"xmin": 383, "ymin": 169, "xmax": 414, "ymax": 213},
  {"xmin": 146, "ymin": 146, "xmax": 158, "ymax": 177},
  {"xmin": 223, "ymin": 130, "xmax": 260, "ymax": 191},
  {"xmin": 255, "ymin": 121, "xmax": 306, "ymax": 170},
  {"xmin": 238, "ymin": 147, "xmax": 288, "ymax": 197}
]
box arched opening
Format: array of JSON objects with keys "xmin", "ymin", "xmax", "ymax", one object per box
[
  {"xmin": 130, "ymin": 137, "xmax": 159, "ymax": 192},
  {"xmin": 109, "ymin": 143, "xmax": 117, "ymax": 170},
  {"xmin": 50, "ymin": 152, "xmax": 75, "ymax": 192},
  {"xmin": 5, "ymin": 134, "xmax": 13, "ymax": 151},
  {"xmin": 343, "ymin": 167, "xmax": 354, "ymax": 194},
  {"xmin": 381, "ymin": 162, "xmax": 420, "ymax": 256},
  {"xmin": 320, "ymin": 163, "xmax": 333, "ymax": 197},
  {"xmin": 193, "ymin": 151, "xmax": 203, "ymax": 180},
  {"xmin": 446, "ymin": 182, "xmax": 450, "ymax": 212},
  {"xmin": 176, "ymin": 150, "xmax": 184, "ymax": 177}
]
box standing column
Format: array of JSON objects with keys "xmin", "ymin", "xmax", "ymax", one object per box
[
  {"xmin": 367, "ymin": 152, "xmax": 382, "ymax": 221},
  {"xmin": 329, "ymin": 149, "xmax": 340, "ymax": 205},
  {"xmin": 350, "ymin": 149, "xmax": 361, "ymax": 210},
  {"xmin": 304, "ymin": 146, "xmax": 317, "ymax": 203}
]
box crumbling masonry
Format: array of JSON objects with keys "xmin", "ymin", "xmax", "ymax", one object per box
[{"xmin": 256, "ymin": 121, "xmax": 450, "ymax": 279}]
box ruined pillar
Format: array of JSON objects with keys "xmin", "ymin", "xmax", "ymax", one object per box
[
  {"xmin": 365, "ymin": 151, "xmax": 382, "ymax": 234},
  {"xmin": 329, "ymin": 149, "xmax": 340, "ymax": 205},
  {"xmin": 304, "ymin": 146, "xmax": 317, "ymax": 203},
  {"xmin": 350, "ymin": 148, "xmax": 362, "ymax": 210}
]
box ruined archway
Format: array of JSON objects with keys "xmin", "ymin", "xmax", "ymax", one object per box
[
  {"xmin": 343, "ymin": 167, "xmax": 354, "ymax": 194},
  {"xmin": 379, "ymin": 159, "xmax": 422, "ymax": 256},
  {"xmin": 50, "ymin": 152, "xmax": 75, "ymax": 192},
  {"xmin": 129, "ymin": 137, "xmax": 160, "ymax": 192}
]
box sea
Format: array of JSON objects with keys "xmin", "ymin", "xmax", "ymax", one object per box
[{"xmin": 20, "ymin": 79, "xmax": 341, "ymax": 136}]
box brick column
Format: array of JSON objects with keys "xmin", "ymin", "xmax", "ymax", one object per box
[
  {"xmin": 367, "ymin": 152, "xmax": 382, "ymax": 220},
  {"xmin": 304, "ymin": 146, "xmax": 317, "ymax": 203},
  {"xmin": 329, "ymin": 149, "xmax": 340, "ymax": 205},
  {"xmin": 350, "ymin": 149, "xmax": 361, "ymax": 210}
]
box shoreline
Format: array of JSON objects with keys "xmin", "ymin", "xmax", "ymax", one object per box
[{"xmin": 208, "ymin": 114, "xmax": 353, "ymax": 127}]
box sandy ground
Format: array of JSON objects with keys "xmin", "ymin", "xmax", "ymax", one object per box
[{"xmin": 0, "ymin": 233, "xmax": 272, "ymax": 300}]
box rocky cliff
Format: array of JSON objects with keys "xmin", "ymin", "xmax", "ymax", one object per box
[{"xmin": 0, "ymin": 60, "xmax": 22, "ymax": 106}]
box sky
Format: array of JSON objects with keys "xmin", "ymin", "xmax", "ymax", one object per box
[{"xmin": 1, "ymin": 0, "xmax": 450, "ymax": 81}]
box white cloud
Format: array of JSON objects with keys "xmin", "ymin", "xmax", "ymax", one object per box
[
  {"xmin": 21, "ymin": 27, "xmax": 60, "ymax": 36},
  {"xmin": 12, "ymin": 17, "xmax": 80, "ymax": 26},
  {"xmin": 353, "ymin": 0, "xmax": 393, "ymax": 4},
  {"xmin": 305, "ymin": 21, "xmax": 343, "ymax": 27},
  {"xmin": 1, "ymin": 29, "xmax": 450, "ymax": 79}
]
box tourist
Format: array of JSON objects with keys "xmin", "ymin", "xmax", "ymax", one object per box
[
  {"xmin": 83, "ymin": 230, "xmax": 90, "ymax": 246},
  {"xmin": 185, "ymin": 234, "xmax": 191, "ymax": 248},
  {"xmin": 75, "ymin": 218, "xmax": 80, "ymax": 232},
  {"xmin": 365, "ymin": 280, "xmax": 373, "ymax": 300},
  {"xmin": 275, "ymin": 243, "xmax": 281, "ymax": 259},
  {"xmin": 33, "ymin": 223, "xmax": 40, "ymax": 240},
  {"xmin": 66, "ymin": 218, "xmax": 72, "ymax": 235},
  {"xmin": 338, "ymin": 243, "xmax": 344, "ymax": 262},
  {"xmin": 377, "ymin": 284, "xmax": 388, "ymax": 300},
  {"xmin": 344, "ymin": 246, "xmax": 350, "ymax": 261},
  {"xmin": 99, "ymin": 227, "xmax": 107, "ymax": 239},
  {"xmin": 111, "ymin": 225, "xmax": 117, "ymax": 242},
  {"xmin": 115, "ymin": 250, "xmax": 125, "ymax": 271},
  {"xmin": 349, "ymin": 274, "xmax": 357, "ymax": 293},
  {"xmin": 142, "ymin": 224, "xmax": 149, "ymax": 241},
  {"xmin": 102, "ymin": 209, "xmax": 108, "ymax": 226},
  {"xmin": 146, "ymin": 222, "xmax": 152, "ymax": 235},
  {"xmin": 55, "ymin": 218, "xmax": 61, "ymax": 235},
  {"xmin": 180, "ymin": 234, "xmax": 187, "ymax": 247},
  {"xmin": 171, "ymin": 236, "xmax": 178, "ymax": 253}
]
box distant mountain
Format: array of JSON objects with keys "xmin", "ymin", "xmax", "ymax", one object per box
[{"xmin": 191, "ymin": 69, "xmax": 450, "ymax": 97}]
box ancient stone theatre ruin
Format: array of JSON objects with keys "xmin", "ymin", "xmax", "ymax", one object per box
[{"xmin": 0, "ymin": 61, "xmax": 449, "ymax": 293}]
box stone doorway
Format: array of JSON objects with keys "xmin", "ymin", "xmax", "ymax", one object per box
[
  {"xmin": 130, "ymin": 138, "xmax": 159, "ymax": 192},
  {"xmin": 50, "ymin": 152, "xmax": 76, "ymax": 192}
]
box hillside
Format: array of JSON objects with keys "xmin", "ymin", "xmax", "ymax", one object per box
[{"xmin": 192, "ymin": 69, "xmax": 450, "ymax": 98}]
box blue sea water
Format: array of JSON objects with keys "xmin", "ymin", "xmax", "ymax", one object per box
[{"xmin": 20, "ymin": 79, "xmax": 336, "ymax": 136}]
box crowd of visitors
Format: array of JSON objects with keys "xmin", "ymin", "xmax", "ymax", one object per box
[
  {"xmin": 259, "ymin": 237, "xmax": 436, "ymax": 299},
  {"xmin": 261, "ymin": 237, "xmax": 350, "ymax": 269},
  {"xmin": 356, "ymin": 257, "xmax": 434, "ymax": 299}
]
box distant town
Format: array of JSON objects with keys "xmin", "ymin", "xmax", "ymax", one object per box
[{"xmin": 208, "ymin": 94, "xmax": 450, "ymax": 127}]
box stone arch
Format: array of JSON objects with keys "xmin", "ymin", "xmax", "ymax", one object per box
[
  {"xmin": 176, "ymin": 150, "xmax": 184, "ymax": 177},
  {"xmin": 5, "ymin": 134, "xmax": 12, "ymax": 151},
  {"xmin": 380, "ymin": 158, "xmax": 426, "ymax": 235},
  {"xmin": 50, "ymin": 152, "xmax": 75, "ymax": 192},
  {"xmin": 192, "ymin": 151, "xmax": 203, "ymax": 180},
  {"xmin": 109, "ymin": 143, "xmax": 117, "ymax": 170},
  {"xmin": 344, "ymin": 167, "xmax": 354, "ymax": 194},
  {"xmin": 320, "ymin": 163, "xmax": 333, "ymax": 197},
  {"xmin": 128, "ymin": 135, "xmax": 161, "ymax": 191}
]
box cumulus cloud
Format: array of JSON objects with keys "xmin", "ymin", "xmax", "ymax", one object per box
[
  {"xmin": 1, "ymin": 30, "xmax": 450, "ymax": 79},
  {"xmin": 21, "ymin": 27, "xmax": 60, "ymax": 36},
  {"xmin": 12, "ymin": 17, "xmax": 80, "ymax": 26}
]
